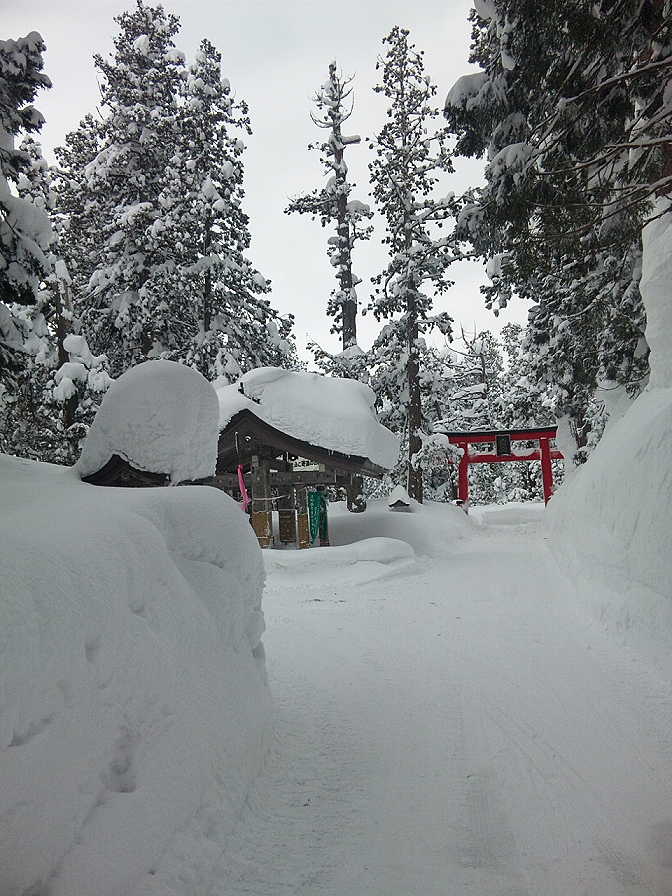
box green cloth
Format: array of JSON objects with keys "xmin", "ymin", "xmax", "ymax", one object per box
[{"xmin": 308, "ymin": 490, "xmax": 328, "ymax": 544}]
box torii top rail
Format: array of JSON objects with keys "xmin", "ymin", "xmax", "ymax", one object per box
[{"xmin": 441, "ymin": 426, "xmax": 564, "ymax": 505}]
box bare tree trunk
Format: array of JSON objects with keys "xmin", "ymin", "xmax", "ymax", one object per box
[
  {"xmin": 406, "ymin": 292, "xmax": 423, "ymax": 503},
  {"xmin": 332, "ymin": 119, "xmax": 357, "ymax": 351}
]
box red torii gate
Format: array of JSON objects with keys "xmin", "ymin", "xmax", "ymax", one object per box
[{"xmin": 442, "ymin": 426, "xmax": 564, "ymax": 506}]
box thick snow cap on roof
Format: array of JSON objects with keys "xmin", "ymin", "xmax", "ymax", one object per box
[
  {"xmin": 77, "ymin": 360, "xmax": 219, "ymax": 484},
  {"xmin": 215, "ymin": 367, "xmax": 399, "ymax": 470}
]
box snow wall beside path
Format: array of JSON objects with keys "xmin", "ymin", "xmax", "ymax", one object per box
[
  {"xmin": 0, "ymin": 454, "xmax": 270, "ymax": 896},
  {"xmin": 548, "ymin": 388, "xmax": 672, "ymax": 665},
  {"xmin": 548, "ymin": 203, "xmax": 672, "ymax": 666}
]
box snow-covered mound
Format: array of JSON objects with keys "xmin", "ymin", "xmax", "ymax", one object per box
[
  {"xmin": 328, "ymin": 498, "xmax": 473, "ymax": 558},
  {"xmin": 548, "ymin": 388, "xmax": 672, "ymax": 660},
  {"xmin": 77, "ymin": 359, "xmax": 219, "ymax": 484},
  {"xmin": 216, "ymin": 367, "xmax": 399, "ymax": 469},
  {"xmin": 0, "ymin": 454, "xmax": 269, "ymax": 896},
  {"xmin": 548, "ymin": 204, "xmax": 672, "ymax": 665},
  {"xmin": 265, "ymin": 537, "xmax": 417, "ymax": 585},
  {"xmin": 641, "ymin": 199, "xmax": 672, "ymax": 389}
]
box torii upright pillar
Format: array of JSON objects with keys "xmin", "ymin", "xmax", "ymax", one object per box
[
  {"xmin": 458, "ymin": 441, "xmax": 470, "ymax": 505},
  {"xmin": 539, "ymin": 436, "xmax": 554, "ymax": 505}
]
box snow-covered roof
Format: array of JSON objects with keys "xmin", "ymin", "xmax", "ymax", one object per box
[
  {"xmin": 77, "ymin": 360, "xmax": 219, "ymax": 484},
  {"xmin": 215, "ymin": 367, "xmax": 399, "ymax": 470}
]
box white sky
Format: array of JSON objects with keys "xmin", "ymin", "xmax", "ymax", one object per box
[{"xmin": 4, "ymin": 0, "xmax": 527, "ymax": 359}]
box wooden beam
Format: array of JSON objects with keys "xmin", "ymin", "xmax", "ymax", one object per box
[{"xmin": 214, "ymin": 470, "xmax": 338, "ymax": 487}]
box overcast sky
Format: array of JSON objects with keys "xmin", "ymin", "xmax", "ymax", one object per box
[{"xmin": 5, "ymin": 0, "xmax": 526, "ymax": 359}]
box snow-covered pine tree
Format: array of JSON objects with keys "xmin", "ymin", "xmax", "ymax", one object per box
[
  {"xmin": 3, "ymin": 138, "xmax": 112, "ymax": 463},
  {"xmin": 167, "ymin": 38, "xmax": 294, "ymax": 381},
  {"xmin": 0, "ymin": 32, "xmax": 52, "ymax": 386},
  {"xmin": 72, "ymin": 1, "xmax": 186, "ymax": 375},
  {"xmin": 286, "ymin": 62, "xmax": 372, "ymax": 356},
  {"xmin": 368, "ymin": 26, "xmax": 459, "ymax": 502},
  {"xmin": 57, "ymin": 14, "xmax": 293, "ymax": 384},
  {"xmin": 445, "ymin": 0, "xmax": 671, "ymax": 447},
  {"xmin": 52, "ymin": 114, "xmax": 104, "ymax": 304}
]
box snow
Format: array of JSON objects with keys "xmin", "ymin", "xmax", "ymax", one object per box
[
  {"xmin": 6, "ymin": 423, "xmax": 672, "ymax": 896},
  {"xmin": 444, "ymin": 71, "xmax": 488, "ymax": 111},
  {"xmin": 640, "ymin": 198, "xmax": 672, "ymax": 388},
  {"xmin": 328, "ymin": 497, "xmax": 472, "ymax": 558},
  {"xmin": 0, "ymin": 452, "xmax": 269, "ymax": 896},
  {"xmin": 77, "ymin": 360, "xmax": 219, "ymax": 484},
  {"xmin": 215, "ymin": 367, "xmax": 399, "ymax": 469},
  {"xmin": 387, "ymin": 483, "xmax": 411, "ymax": 507},
  {"xmin": 213, "ymin": 501, "xmax": 672, "ymax": 895},
  {"xmin": 547, "ymin": 203, "xmax": 672, "ymax": 668},
  {"xmin": 548, "ymin": 387, "xmax": 672, "ymax": 668}
]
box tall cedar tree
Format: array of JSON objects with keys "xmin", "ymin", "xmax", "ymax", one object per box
[
  {"xmin": 369, "ymin": 27, "xmax": 458, "ymax": 502},
  {"xmin": 445, "ymin": 0, "xmax": 671, "ymax": 447},
  {"xmin": 161, "ymin": 39, "xmax": 293, "ymax": 380},
  {"xmin": 0, "ymin": 32, "xmax": 52, "ymax": 384},
  {"xmin": 3, "ymin": 137, "xmax": 112, "ymax": 463},
  {"xmin": 75, "ymin": 1, "xmax": 186, "ymax": 374},
  {"xmin": 286, "ymin": 62, "xmax": 372, "ymax": 353},
  {"xmin": 56, "ymin": 3, "xmax": 293, "ymax": 381}
]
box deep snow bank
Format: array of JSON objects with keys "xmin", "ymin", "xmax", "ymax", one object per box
[
  {"xmin": 548, "ymin": 203, "xmax": 672, "ymax": 663},
  {"xmin": 548, "ymin": 388, "xmax": 672, "ymax": 658},
  {"xmin": 0, "ymin": 454, "xmax": 269, "ymax": 896}
]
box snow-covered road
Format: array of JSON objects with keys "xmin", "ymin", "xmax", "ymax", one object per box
[{"xmin": 213, "ymin": 505, "xmax": 672, "ymax": 895}]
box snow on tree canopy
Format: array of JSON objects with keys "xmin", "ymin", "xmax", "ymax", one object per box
[
  {"xmin": 216, "ymin": 367, "xmax": 399, "ymax": 470},
  {"xmin": 77, "ymin": 360, "xmax": 219, "ymax": 484}
]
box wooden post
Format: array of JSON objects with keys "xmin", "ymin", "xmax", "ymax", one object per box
[
  {"xmin": 540, "ymin": 437, "xmax": 554, "ymax": 505},
  {"xmin": 251, "ymin": 457, "xmax": 273, "ymax": 548},
  {"xmin": 296, "ymin": 487, "xmax": 311, "ymax": 549},
  {"xmin": 458, "ymin": 442, "xmax": 470, "ymax": 506},
  {"xmin": 277, "ymin": 489, "xmax": 297, "ymax": 545}
]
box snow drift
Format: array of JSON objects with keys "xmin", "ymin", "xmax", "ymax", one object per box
[
  {"xmin": 77, "ymin": 359, "xmax": 219, "ymax": 484},
  {"xmin": 548, "ymin": 203, "xmax": 672, "ymax": 666},
  {"xmin": 328, "ymin": 498, "xmax": 473, "ymax": 558},
  {"xmin": 215, "ymin": 367, "xmax": 399, "ymax": 470},
  {"xmin": 0, "ymin": 454, "xmax": 269, "ymax": 896}
]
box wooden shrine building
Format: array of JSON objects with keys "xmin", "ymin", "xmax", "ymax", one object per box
[
  {"xmin": 77, "ymin": 363, "xmax": 398, "ymax": 550},
  {"xmin": 213, "ymin": 408, "xmax": 390, "ymax": 549}
]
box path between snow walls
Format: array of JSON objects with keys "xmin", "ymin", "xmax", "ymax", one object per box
[
  {"xmin": 0, "ymin": 454, "xmax": 271, "ymax": 896},
  {"xmin": 212, "ymin": 500, "xmax": 672, "ymax": 896}
]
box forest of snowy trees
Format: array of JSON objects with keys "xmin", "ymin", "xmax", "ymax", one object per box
[{"xmin": 1, "ymin": 0, "xmax": 670, "ymax": 502}]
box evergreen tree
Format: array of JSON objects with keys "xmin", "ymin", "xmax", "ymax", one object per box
[
  {"xmin": 286, "ymin": 62, "xmax": 372, "ymax": 354},
  {"xmin": 368, "ymin": 26, "xmax": 459, "ymax": 501},
  {"xmin": 74, "ymin": 1, "xmax": 187, "ymax": 374},
  {"xmin": 444, "ymin": 0, "xmax": 671, "ymax": 444},
  {"xmin": 0, "ymin": 32, "xmax": 52, "ymax": 384},
  {"xmin": 166, "ymin": 38, "xmax": 294, "ymax": 380},
  {"xmin": 2, "ymin": 139, "xmax": 112, "ymax": 463},
  {"xmin": 57, "ymin": 8, "xmax": 294, "ymax": 382},
  {"xmin": 53, "ymin": 114, "xmax": 104, "ymax": 305}
]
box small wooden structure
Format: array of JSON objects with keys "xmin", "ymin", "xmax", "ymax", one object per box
[
  {"xmin": 439, "ymin": 426, "xmax": 564, "ymax": 506},
  {"xmin": 214, "ymin": 408, "xmax": 389, "ymax": 549}
]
